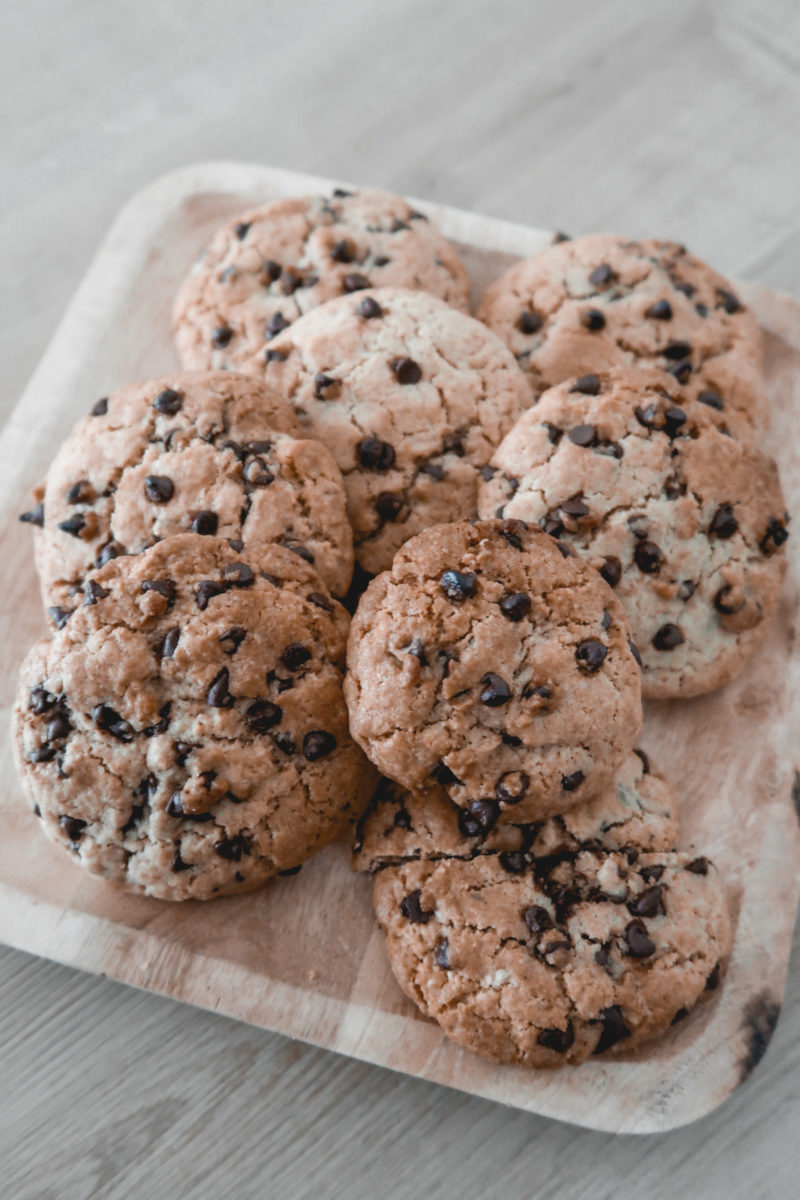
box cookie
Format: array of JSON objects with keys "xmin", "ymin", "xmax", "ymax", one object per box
[
  {"xmin": 345, "ymin": 519, "xmax": 643, "ymax": 822},
  {"xmin": 173, "ymin": 187, "xmax": 470, "ymax": 371},
  {"xmin": 477, "ymin": 234, "xmax": 767, "ymax": 439},
  {"xmin": 12, "ymin": 535, "xmax": 377, "ymax": 900},
  {"xmin": 32, "ymin": 371, "xmax": 354, "ymax": 616},
  {"xmin": 373, "ymin": 849, "xmax": 731, "ymax": 1067},
  {"xmin": 478, "ymin": 366, "xmax": 789, "ymax": 698},
  {"xmin": 256, "ymin": 288, "xmax": 532, "ymax": 575},
  {"xmin": 353, "ymin": 750, "xmax": 678, "ymax": 870}
]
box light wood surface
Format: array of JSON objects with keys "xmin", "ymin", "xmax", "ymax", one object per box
[{"xmin": 3, "ymin": 1, "xmax": 800, "ymax": 1196}]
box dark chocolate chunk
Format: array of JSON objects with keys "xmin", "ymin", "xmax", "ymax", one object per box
[
  {"xmin": 568, "ymin": 424, "xmax": 596, "ymax": 447},
  {"xmin": 634, "ymin": 540, "xmax": 664, "ymax": 574},
  {"xmin": 375, "ymin": 493, "xmax": 403, "ymax": 521},
  {"xmin": 390, "ymin": 357, "xmax": 422, "ymax": 385},
  {"xmin": 154, "ymin": 387, "xmax": 183, "ymax": 414},
  {"xmin": 245, "ymin": 700, "xmax": 282, "ymax": 733},
  {"xmin": 219, "ymin": 626, "xmax": 246, "ymax": 654},
  {"xmin": 593, "ymin": 1005, "xmax": 631, "ymax": 1054},
  {"xmin": 343, "ymin": 273, "xmax": 370, "ymax": 293},
  {"xmin": 222, "ymin": 562, "xmax": 254, "ymax": 588},
  {"xmin": 663, "ymin": 339, "xmax": 692, "ymax": 360},
  {"xmin": 160, "ymin": 626, "xmax": 180, "ymax": 659},
  {"xmin": 191, "ymin": 510, "xmax": 218, "ymax": 535},
  {"xmin": 281, "ymin": 643, "xmax": 310, "ymax": 671},
  {"xmin": 91, "ymin": 397, "xmax": 109, "ymax": 416},
  {"xmin": 581, "ymin": 307, "xmax": 606, "ymax": 331},
  {"xmin": 19, "ymin": 502, "xmax": 45, "ymax": 527},
  {"xmin": 499, "ymin": 591, "xmax": 531, "ymax": 622},
  {"xmin": 440, "ymin": 569, "xmax": 477, "ymax": 602},
  {"xmin": 561, "ymin": 770, "xmax": 584, "ymax": 792},
  {"xmin": 652, "ymin": 623, "xmax": 684, "ymax": 651},
  {"xmin": 480, "ymin": 673, "xmax": 512, "ymax": 706},
  {"xmin": 570, "ymin": 374, "xmax": 601, "ymax": 395},
  {"xmin": 518, "ymin": 310, "xmax": 542, "ymax": 334},
  {"xmin": 647, "ymin": 299, "xmax": 673, "ymax": 320},
  {"xmin": 537, "ymin": 1023, "xmax": 575, "ymax": 1053},
  {"xmin": 144, "ymin": 475, "xmax": 174, "ymax": 504},
  {"xmin": 400, "ymin": 889, "xmax": 433, "ymax": 923},
  {"xmin": 141, "ymin": 579, "xmax": 176, "ymax": 607},
  {"xmin": 207, "ymin": 668, "xmax": 234, "ymax": 708},
  {"xmin": 709, "ymin": 504, "xmax": 738, "ymax": 539},
  {"xmin": 266, "ymin": 313, "xmax": 290, "ymax": 339},
  {"xmin": 357, "ymin": 296, "xmax": 383, "ymax": 319},
  {"xmin": 57, "ymin": 514, "xmax": 86, "ymax": 538},
  {"xmin": 624, "ymin": 919, "xmax": 656, "ymax": 958},
  {"xmin": 358, "ymin": 437, "xmax": 395, "ymax": 471},
  {"xmin": 628, "ymin": 885, "xmax": 664, "ymax": 918},
  {"xmin": 91, "ymin": 704, "xmax": 133, "ymax": 740},
  {"xmin": 599, "ymin": 556, "xmax": 622, "ymax": 588},
  {"xmin": 83, "ymin": 579, "xmax": 109, "ymax": 606},
  {"xmin": 48, "ymin": 606, "xmax": 71, "ymax": 630},
  {"xmin": 716, "ymin": 287, "xmax": 741, "ymax": 314},
  {"xmin": 697, "ymin": 389, "xmax": 724, "ymax": 410},
  {"xmin": 686, "ymin": 856, "xmax": 709, "ymax": 875},
  {"xmin": 302, "ymin": 730, "xmax": 337, "ymax": 760},
  {"xmin": 760, "ymin": 518, "xmax": 789, "ymax": 556},
  {"xmin": 589, "ymin": 263, "xmax": 615, "ymax": 286},
  {"xmin": 575, "ymin": 639, "xmax": 608, "ymax": 672},
  {"xmin": 523, "ymin": 905, "xmax": 553, "ymax": 934},
  {"xmin": 59, "ymin": 815, "xmax": 87, "ymax": 842},
  {"xmin": 214, "ymin": 834, "xmax": 252, "ymax": 862}
]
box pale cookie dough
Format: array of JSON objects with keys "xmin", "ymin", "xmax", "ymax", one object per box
[
  {"xmin": 374, "ymin": 850, "xmax": 731, "ymax": 1067},
  {"xmin": 255, "ymin": 288, "xmax": 532, "ymax": 575},
  {"xmin": 478, "ymin": 366, "xmax": 789, "ymax": 698},
  {"xmin": 173, "ymin": 187, "xmax": 470, "ymax": 370},
  {"xmin": 345, "ymin": 519, "xmax": 643, "ymax": 822},
  {"xmin": 31, "ymin": 371, "xmax": 354, "ymax": 616},
  {"xmin": 477, "ymin": 233, "xmax": 767, "ymax": 439},
  {"xmin": 353, "ymin": 749, "xmax": 678, "ymax": 870},
  {"xmin": 12, "ymin": 535, "xmax": 377, "ymax": 900}
]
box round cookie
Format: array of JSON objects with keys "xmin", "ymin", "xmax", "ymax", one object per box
[
  {"xmin": 12, "ymin": 535, "xmax": 377, "ymax": 900},
  {"xmin": 374, "ymin": 849, "xmax": 731, "ymax": 1068},
  {"xmin": 33, "ymin": 371, "xmax": 354, "ymax": 617},
  {"xmin": 353, "ymin": 750, "xmax": 678, "ymax": 871},
  {"xmin": 173, "ymin": 187, "xmax": 470, "ymax": 371},
  {"xmin": 345, "ymin": 519, "xmax": 643, "ymax": 822},
  {"xmin": 477, "ymin": 234, "xmax": 767, "ymax": 439},
  {"xmin": 256, "ymin": 288, "xmax": 532, "ymax": 575},
  {"xmin": 478, "ymin": 366, "xmax": 789, "ymax": 699}
]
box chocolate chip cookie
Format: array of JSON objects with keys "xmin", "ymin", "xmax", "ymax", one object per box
[
  {"xmin": 345, "ymin": 519, "xmax": 643, "ymax": 822},
  {"xmin": 255, "ymin": 288, "xmax": 532, "ymax": 574},
  {"xmin": 478, "ymin": 366, "xmax": 789, "ymax": 698},
  {"xmin": 173, "ymin": 188, "xmax": 470, "ymax": 371},
  {"xmin": 353, "ymin": 749, "xmax": 678, "ymax": 870},
  {"xmin": 32, "ymin": 371, "xmax": 354, "ymax": 617},
  {"xmin": 374, "ymin": 849, "xmax": 731, "ymax": 1067},
  {"xmin": 12, "ymin": 534, "xmax": 377, "ymax": 900},
  {"xmin": 477, "ymin": 234, "xmax": 767, "ymax": 439}
]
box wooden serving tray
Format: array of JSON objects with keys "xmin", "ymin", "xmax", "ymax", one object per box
[{"xmin": 1, "ymin": 162, "xmax": 798, "ymax": 1134}]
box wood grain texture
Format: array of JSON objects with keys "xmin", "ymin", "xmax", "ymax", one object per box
[{"xmin": 2, "ymin": 1, "xmax": 800, "ymax": 1196}]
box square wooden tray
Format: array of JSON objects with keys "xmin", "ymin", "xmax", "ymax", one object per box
[{"xmin": 1, "ymin": 162, "xmax": 798, "ymax": 1133}]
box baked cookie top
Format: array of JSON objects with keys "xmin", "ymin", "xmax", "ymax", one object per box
[
  {"xmin": 345, "ymin": 519, "xmax": 643, "ymax": 822},
  {"xmin": 13, "ymin": 535, "xmax": 377, "ymax": 900},
  {"xmin": 255, "ymin": 288, "xmax": 532, "ymax": 575},
  {"xmin": 374, "ymin": 849, "xmax": 731, "ymax": 1068},
  {"xmin": 33, "ymin": 371, "xmax": 354, "ymax": 614},
  {"xmin": 353, "ymin": 749, "xmax": 678, "ymax": 870},
  {"xmin": 173, "ymin": 187, "xmax": 470, "ymax": 371},
  {"xmin": 478, "ymin": 366, "xmax": 789, "ymax": 698},
  {"xmin": 477, "ymin": 234, "xmax": 766, "ymax": 438}
]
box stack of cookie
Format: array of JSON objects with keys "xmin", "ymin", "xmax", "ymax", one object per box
[{"xmin": 13, "ymin": 186, "xmax": 790, "ymax": 1070}]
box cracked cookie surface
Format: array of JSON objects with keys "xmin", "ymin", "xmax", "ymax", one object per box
[
  {"xmin": 478, "ymin": 366, "xmax": 789, "ymax": 698},
  {"xmin": 254, "ymin": 288, "xmax": 532, "ymax": 574},
  {"xmin": 33, "ymin": 371, "xmax": 354, "ymax": 613},
  {"xmin": 13, "ymin": 534, "xmax": 377, "ymax": 900},
  {"xmin": 477, "ymin": 233, "xmax": 766, "ymax": 439},
  {"xmin": 353, "ymin": 750, "xmax": 678, "ymax": 870},
  {"xmin": 345, "ymin": 519, "xmax": 643, "ymax": 821},
  {"xmin": 173, "ymin": 187, "xmax": 470, "ymax": 371},
  {"xmin": 374, "ymin": 849, "xmax": 731, "ymax": 1067}
]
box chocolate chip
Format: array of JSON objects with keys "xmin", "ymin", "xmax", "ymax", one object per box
[
  {"xmin": 404, "ymin": 637, "xmax": 427, "ymax": 666},
  {"xmin": 331, "ymin": 238, "xmax": 354, "ymax": 263},
  {"xmin": 91, "ymin": 704, "xmax": 133, "ymax": 740},
  {"xmin": 91, "ymin": 397, "xmax": 108, "ymax": 416},
  {"xmin": 207, "ymin": 668, "xmax": 234, "ymax": 708},
  {"xmin": 668, "ymin": 360, "xmax": 692, "ymax": 383},
  {"xmin": 266, "ymin": 349, "xmax": 288, "ymax": 364},
  {"xmin": 401, "ymin": 890, "xmax": 433, "ymax": 923},
  {"xmin": 599, "ymin": 556, "xmax": 622, "ymax": 588},
  {"xmin": 57, "ymin": 514, "xmax": 86, "ymax": 538},
  {"xmin": 647, "ymin": 299, "xmax": 673, "ymax": 320},
  {"xmin": 83, "ymin": 580, "xmax": 109, "ymax": 606},
  {"xmin": 561, "ymin": 770, "xmax": 584, "ymax": 792},
  {"xmin": 627, "ymin": 638, "xmax": 643, "ymax": 667},
  {"xmin": 343, "ymin": 273, "xmax": 370, "ymax": 292},
  {"xmin": 499, "ymin": 851, "xmax": 527, "ymax": 874},
  {"xmin": 629, "ymin": 885, "xmax": 664, "ymax": 918},
  {"xmin": 479, "ymin": 674, "xmax": 512, "ymax": 706},
  {"xmin": 358, "ymin": 436, "xmax": 395, "ymax": 471},
  {"xmin": 552, "ymin": 230, "xmax": 570, "ymax": 243},
  {"xmin": 518, "ymin": 310, "xmax": 542, "ymax": 334},
  {"xmin": 538, "ymin": 1023, "xmax": 575, "ymax": 1053},
  {"xmin": 194, "ymin": 579, "xmax": 225, "ymax": 611},
  {"xmin": 432, "ymin": 761, "xmax": 460, "ymax": 786},
  {"xmin": 760, "ymin": 517, "xmax": 789, "ymax": 556},
  {"xmin": 302, "ymin": 730, "xmax": 337, "ymax": 761},
  {"xmin": 523, "ymin": 906, "xmax": 552, "ymax": 934},
  {"xmin": 575, "ymin": 639, "xmax": 608, "ymax": 672},
  {"xmin": 218, "ymin": 627, "xmax": 246, "ymax": 655},
  {"xmin": 141, "ymin": 579, "xmax": 176, "ymax": 607},
  {"xmin": 373, "ymin": 491, "xmax": 402, "ymax": 522},
  {"xmin": 48, "ymin": 606, "xmax": 71, "ymax": 629},
  {"xmin": 593, "ymin": 1005, "xmax": 631, "ymax": 1054},
  {"xmin": 46, "ymin": 712, "xmax": 71, "ymax": 741},
  {"xmin": 625, "ymin": 919, "xmax": 656, "ymax": 958},
  {"xmin": 496, "ymin": 770, "xmax": 530, "ymax": 804},
  {"xmin": 243, "ymin": 456, "xmax": 275, "ymax": 486},
  {"xmin": 713, "ymin": 584, "xmax": 744, "ymax": 615},
  {"xmin": 266, "ymin": 313, "xmax": 290, "ymax": 339},
  {"xmin": 652, "ymin": 621, "xmax": 684, "ymax": 652},
  {"xmin": 66, "ymin": 480, "xmax": 94, "ymax": 504},
  {"xmin": 307, "ymin": 591, "xmax": 334, "ymax": 613},
  {"xmin": 390, "ymin": 357, "xmax": 422, "ymax": 384},
  {"xmin": 663, "ymin": 339, "xmax": 692, "ymax": 360},
  {"xmin": 283, "ymin": 541, "xmax": 315, "ymax": 564},
  {"xmin": 594, "ymin": 945, "xmax": 611, "ymax": 968},
  {"xmin": 716, "ymin": 287, "xmax": 741, "ymax": 314},
  {"xmin": 581, "ymin": 308, "xmax": 606, "ymax": 331},
  {"xmin": 357, "ymin": 295, "xmax": 383, "ymax": 319},
  {"xmin": 245, "ymin": 699, "xmax": 282, "ymax": 733},
  {"xmin": 19, "ymin": 502, "xmax": 45, "ymax": 527},
  {"xmin": 154, "ymin": 387, "xmax": 183, "ymax": 415},
  {"xmin": 709, "ymin": 503, "xmax": 738, "ymax": 539},
  {"xmin": 281, "ymin": 643, "xmax": 311, "ymax": 671},
  {"xmin": 697, "ymin": 389, "xmax": 724, "ymax": 410},
  {"xmin": 144, "ymin": 475, "xmax": 174, "ymax": 504},
  {"xmin": 569, "ymin": 374, "xmax": 601, "ymax": 395},
  {"xmin": 686, "ymin": 857, "xmax": 709, "ymax": 875},
  {"xmin": 234, "ymin": 221, "xmax": 250, "ymax": 240},
  {"xmin": 222, "ymin": 562, "xmax": 254, "ymax": 588},
  {"xmin": 439, "ymin": 569, "xmax": 477, "ymax": 602},
  {"xmin": 541, "ymin": 423, "xmax": 562, "ymax": 447},
  {"xmin": 499, "ymin": 592, "xmax": 531, "ymax": 622},
  {"xmin": 143, "ymin": 702, "xmax": 171, "ymax": 738},
  {"xmin": 59, "ymin": 815, "xmax": 87, "ymax": 842},
  {"xmin": 29, "ymin": 686, "xmax": 56, "ymax": 714},
  {"xmin": 158, "ymin": 626, "xmax": 180, "ymax": 659},
  {"xmin": 190, "ymin": 510, "xmax": 218, "ymax": 536},
  {"xmin": 434, "ymin": 937, "xmax": 450, "ymax": 968},
  {"xmin": 214, "ymin": 834, "xmax": 252, "ymax": 862},
  {"xmin": 568, "ymin": 424, "xmax": 596, "ymax": 447},
  {"xmin": 95, "ymin": 540, "xmax": 124, "ymax": 567},
  {"xmin": 634, "ymin": 540, "xmax": 664, "ymax": 574},
  {"xmin": 705, "ymin": 962, "xmax": 721, "ymax": 990}
]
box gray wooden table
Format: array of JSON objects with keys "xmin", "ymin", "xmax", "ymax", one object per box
[{"xmin": 3, "ymin": 2, "xmax": 799, "ymax": 1197}]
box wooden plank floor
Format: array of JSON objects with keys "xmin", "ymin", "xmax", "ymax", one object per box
[{"xmin": 2, "ymin": 1, "xmax": 800, "ymax": 1196}]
